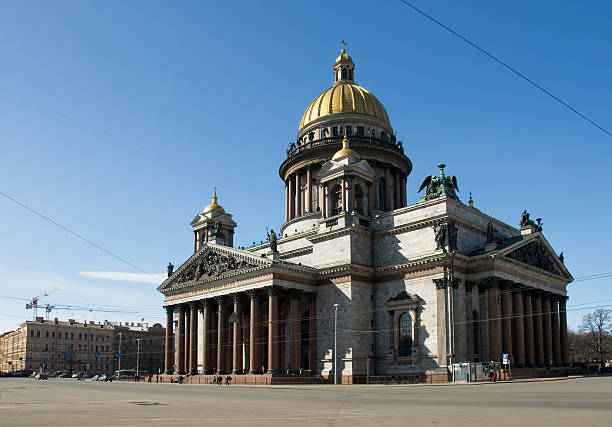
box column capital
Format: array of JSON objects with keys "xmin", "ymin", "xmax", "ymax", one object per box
[
  {"xmin": 266, "ymin": 286, "xmax": 280, "ymax": 297},
  {"xmin": 484, "ymin": 276, "xmax": 499, "ymax": 289},
  {"xmin": 188, "ymin": 301, "xmax": 199, "ymax": 310},
  {"xmin": 433, "ymin": 278, "xmax": 446, "ymax": 290},
  {"xmin": 178, "ymin": 304, "xmax": 187, "ymax": 313},
  {"xmin": 465, "ymin": 281, "xmax": 475, "ymax": 293},
  {"xmin": 201, "ymin": 298, "xmax": 211, "ymax": 308},
  {"xmin": 247, "ymin": 289, "xmax": 260, "ymax": 301},
  {"xmin": 164, "ymin": 305, "xmax": 174, "ymax": 314},
  {"xmin": 232, "ymin": 293, "xmax": 242, "ymax": 304},
  {"xmin": 215, "ymin": 296, "xmax": 227, "ymax": 307},
  {"xmin": 499, "ymin": 279, "xmax": 514, "ymax": 290},
  {"xmin": 451, "ymin": 278, "xmax": 461, "ymax": 289}
]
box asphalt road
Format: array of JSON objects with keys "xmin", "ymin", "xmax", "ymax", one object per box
[{"xmin": 0, "ymin": 377, "xmax": 610, "ymax": 426}]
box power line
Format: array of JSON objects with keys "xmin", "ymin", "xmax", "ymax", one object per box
[
  {"xmin": 0, "ymin": 190, "xmax": 153, "ymax": 278},
  {"xmin": 397, "ymin": 0, "xmax": 612, "ymax": 138}
]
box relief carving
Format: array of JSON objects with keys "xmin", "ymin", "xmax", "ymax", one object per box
[
  {"xmin": 506, "ymin": 241, "xmax": 561, "ymax": 275},
  {"xmin": 175, "ymin": 251, "xmax": 257, "ymax": 284}
]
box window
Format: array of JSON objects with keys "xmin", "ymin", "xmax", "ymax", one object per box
[
  {"xmin": 65, "ymin": 333, "xmax": 68, "ymax": 339},
  {"xmin": 379, "ymin": 178, "xmax": 386, "ymax": 210},
  {"xmin": 345, "ymin": 125, "xmax": 352, "ymax": 136},
  {"xmin": 36, "ymin": 331, "xmax": 40, "ymax": 338},
  {"xmin": 398, "ymin": 312, "xmax": 412, "ymax": 357},
  {"xmin": 79, "ymin": 334, "xmax": 82, "ymax": 340},
  {"xmin": 70, "ymin": 333, "xmax": 74, "ymax": 340},
  {"xmin": 331, "ymin": 184, "xmax": 342, "ymax": 216},
  {"xmin": 45, "ymin": 331, "xmax": 49, "ymax": 338},
  {"xmin": 356, "ymin": 126, "xmax": 364, "ymax": 136},
  {"xmin": 30, "ymin": 330, "xmax": 34, "ymax": 337},
  {"xmin": 341, "ymin": 68, "xmax": 347, "ymax": 79},
  {"xmin": 354, "ymin": 184, "xmax": 364, "ymax": 215},
  {"xmin": 52, "ymin": 332, "xmax": 55, "ymax": 338},
  {"xmin": 332, "ymin": 126, "xmax": 339, "ymax": 137}
]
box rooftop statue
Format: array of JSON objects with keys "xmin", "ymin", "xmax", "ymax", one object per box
[
  {"xmin": 520, "ymin": 210, "xmax": 536, "ymax": 228},
  {"xmin": 268, "ymin": 229, "xmax": 278, "ymax": 253},
  {"xmin": 167, "ymin": 262, "xmax": 174, "ymax": 277},
  {"xmin": 417, "ymin": 164, "xmax": 460, "ymax": 202}
]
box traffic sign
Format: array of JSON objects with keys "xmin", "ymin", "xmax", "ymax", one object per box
[
  {"xmin": 66, "ymin": 350, "xmax": 72, "ymax": 357},
  {"xmin": 502, "ymin": 353, "xmax": 509, "ymax": 365},
  {"xmin": 94, "ymin": 352, "xmax": 99, "ymax": 359},
  {"xmin": 27, "ymin": 356, "xmax": 31, "ymax": 361},
  {"xmin": 43, "ymin": 357, "xmax": 48, "ymax": 363},
  {"xmin": 116, "ymin": 352, "xmax": 121, "ymax": 358}
]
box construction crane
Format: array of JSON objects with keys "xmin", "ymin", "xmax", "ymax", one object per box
[{"xmin": 25, "ymin": 288, "xmax": 58, "ymax": 320}]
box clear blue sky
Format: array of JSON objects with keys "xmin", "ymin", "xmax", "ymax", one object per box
[{"xmin": 1, "ymin": 0, "xmax": 611, "ymax": 332}]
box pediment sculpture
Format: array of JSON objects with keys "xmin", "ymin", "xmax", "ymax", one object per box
[
  {"xmin": 506, "ymin": 241, "xmax": 561, "ymax": 275},
  {"xmin": 174, "ymin": 251, "xmax": 257, "ymax": 284}
]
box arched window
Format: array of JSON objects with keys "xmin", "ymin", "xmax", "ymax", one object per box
[
  {"xmin": 398, "ymin": 312, "xmax": 412, "ymax": 357},
  {"xmin": 331, "ymin": 184, "xmax": 342, "ymax": 216},
  {"xmin": 354, "ymin": 184, "xmax": 364, "ymax": 215},
  {"xmin": 342, "ymin": 68, "xmax": 347, "ymax": 79},
  {"xmin": 379, "ymin": 178, "xmax": 386, "ymax": 210}
]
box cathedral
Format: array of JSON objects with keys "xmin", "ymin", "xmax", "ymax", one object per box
[{"xmin": 158, "ymin": 47, "xmax": 573, "ymax": 383}]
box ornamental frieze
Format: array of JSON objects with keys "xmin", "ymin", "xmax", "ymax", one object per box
[
  {"xmin": 174, "ymin": 251, "xmax": 257, "ymax": 284},
  {"xmin": 505, "ymin": 241, "xmax": 561, "ymax": 276}
]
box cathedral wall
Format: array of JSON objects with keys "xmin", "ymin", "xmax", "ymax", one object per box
[
  {"xmin": 308, "ymin": 234, "xmax": 353, "ymax": 267},
  {"xmin": 373, "ymin": 276, "xmax": 440, "ymax": 375},
  {"xmin": 373, "ymin": 227, "xmax": 437, "ymax": 267},
  {"xmin": 316, "ymin": 279, "xmax": 353, "ymax": 377}
]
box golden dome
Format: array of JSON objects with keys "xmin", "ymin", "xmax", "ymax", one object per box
[
  {"xmin": 335, "ymin": 48, "xmax": 353, "ymax": 65},
  {"xmin": 332, "ymin": 136, "xmax": 360, "ymax": 161},
  {"xmin": 203, "ymin": 188, "xmax": 225, "ymax": 216},
  {"xmin": 299, "ymin": 82, "xmax": 390, "ymax": 131}
]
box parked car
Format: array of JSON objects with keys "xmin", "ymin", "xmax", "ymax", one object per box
[
  {"xmin": 58, "ymin": 372, "xmax": 71, "ymax": 378},
  {"xmin": 34, "ymin": 372, "xmax": 48, "ymax": 380},
  {"xmin": 92, "ymin": 374, "xmax": 100, "ymax": 381}
]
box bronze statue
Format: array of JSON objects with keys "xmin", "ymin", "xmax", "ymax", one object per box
[
  {"xmin": 433, "ymin": 223, "xmax": 446, "ymax": 250},
  {"xmin": 268, "ymin": 229, "xmax": 278, "ymax": 253},
  {"xmin": 486, "ymin": 221, "xmax": 496, "ymax": 243},
  {"xmin": 520, "ymin": 210, "xmax": 536, "ymax": 228},
  {"xmin": 167, "ymin": 262, "xmax": 174, "ymax": 277},
  {"xmin": 417, "ymin": 164, "xmax": 459, "ymax": 202}
]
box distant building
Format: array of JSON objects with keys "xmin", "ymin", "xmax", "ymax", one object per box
[{"xmin": 0, "ymin": 317, "xmax": 165, "ymax": 376}]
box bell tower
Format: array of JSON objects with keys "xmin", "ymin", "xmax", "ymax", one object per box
[{"xmin": 190, "ymin": 188, "xmax": 237, "ymax": 250}]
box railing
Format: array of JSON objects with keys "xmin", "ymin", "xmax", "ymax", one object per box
[
  {"xmin": 285, "ymin": 136, "xmax": 404, "ymax": 159},
  {"xmin": 325, "ymin": 218, "xmax": 338, "ymax": 228}
]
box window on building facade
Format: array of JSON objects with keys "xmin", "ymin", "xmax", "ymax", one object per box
[
  {"xmin": 398, "ymin": 312, "xmax": 413, "ymax": 357},
  {"xmin": 332, "ymin": 126, "xmax": 339, "ymax": 137},
  {"xmin": 45, "ymin": 331, "xmax": 49, "ymax": 338},
  {"xmin": 65, "ymin": 333, "xmax": 68, "ymax": 339},
  {"xmin": 345, "ymin": 125, "xmax": 352, "ymax": 136},
  {"xmin": 331, "ymin": 184, "xmax": 342, "ymax": 216},
  {"xmin": 354, "ymin": 184, "xmax": 364, "ymax": 215},
  {"xmin": 356, "ymin": 126, "xmax": 365, "ymax": 136},
  {"xmin": 30, "ymin": 330, "xmax": 34, "ymax": 337},
  {"xmin": 71, "ymin": 333, "xmax": 74, "ymax": 340},
  {"xmin": 36, "ymin": 331, "xmax": 40, "ymax": 337},
  {"xmin": 52, "ymin": 332, "xmax": 55, "ymax": 338},
  {"xmin": 79, "ymin": 334, "xmax": 82, "ymax": 340}
]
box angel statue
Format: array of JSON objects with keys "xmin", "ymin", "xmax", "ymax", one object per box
[{"xmin": 417, "ymin": 164, "xmax": 460, "ymax": 202}]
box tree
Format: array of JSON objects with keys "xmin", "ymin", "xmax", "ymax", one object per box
[{"xmin": 578, "ymin": 309, "xmax": 612, "ymax": 374}]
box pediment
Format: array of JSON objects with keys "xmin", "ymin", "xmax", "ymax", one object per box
[
  {"xmin": 157, "ymin": 244, "xmax": 269, "ymax": 292},
  {"xmin": 316, "ymin": 158, "xmax": 376, "ymax": 183},
  {"xmin": 499, "ymin": 234, "xmax": 571, "ymax": 280}
]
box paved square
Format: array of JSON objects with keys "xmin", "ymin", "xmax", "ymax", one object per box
[{"xmin": 0, "ymin": 377, "xmax": 610, "ymax": 426}]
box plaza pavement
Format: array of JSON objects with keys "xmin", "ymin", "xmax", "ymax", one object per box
[{"xmin": 0, "ymin": 376, "xmax": 610, "ymax": 426}]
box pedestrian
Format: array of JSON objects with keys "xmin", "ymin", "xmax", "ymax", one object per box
[
  {"xmin": 493, "ymin": 370, "xmax": 497, "ymax": 383},
  {"xmin": 488, "ymin": 370, "xmax": 494, "ymax": 382}
]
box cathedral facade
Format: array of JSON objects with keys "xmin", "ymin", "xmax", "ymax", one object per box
[{"xmin": 158, "ymin": 48, "xmax": 572, "ymax": 383}]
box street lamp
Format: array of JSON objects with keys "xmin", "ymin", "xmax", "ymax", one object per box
[
  {"xmin": 118, "ymin": 332, "xmax": 122, "ymax": 377},
  {"xmin": 333, "ymin": 303, "xmax": 339, "ymax": 385},
  {"xmin": 136, "ymin": 338, "xmax": 141, "ymax": 380}
]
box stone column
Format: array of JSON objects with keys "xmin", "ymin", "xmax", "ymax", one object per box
[
  {"xmin": 559, "ymin": 296, "xmax": 569, "ymax": 366},
  {"xmin": 551, "ymin": 296, "xmax": 561, "ymax": 366},
  {"xmin": 164, "ymin": 305, "xmax": 174, "ymax": 374},
  {"xmin": 367, "ymin": 182, "xmax": 373, "ymax": 216},
  {"xmin": 289, "ymin": 290, "xmax": 301, "ymax": 373},
  {"xmin": 267, "ymin": 287, "xmax": 280, "ymax": 374},
  {"xmin": 288, "ymin": 176, "xmax": 295, "ymax": 220},
  {"xmin": 201, "ymin": 300, "xmax": 211, "ymax": 374},
  {"xmin": 248, "ymin": 290, "xmax": 262, "ymax": 374},
  {"xmin": 209, "ymin": 301, "xmax": 217, "ymax": 372},
  {"xmin": 400, "ymin": 175, "xmax": 407, "ymax": 207},
  {"xmin": 434, "ymin": 279, "xmax": 447, "ymax": 367},
  {"xmin": 177, "ymin": 305, "xmax": 186, "ymax": 374},
  {"xmin": 486, "ymin": 278, "xmax": 501, "ymax": 362},
  {"xmin": 322, "ymin": 185, "xmax": 327, "ymax": 219},
  {"xmin": 465, "ymin": 281, "xmax": 474, "ymax": 361},
  {"xmin": 341, "ymin": 178, "xmax": 347, "ymax": 212},
  {"xmin": 512, "ymin": 289, "xmax": 525, "ymax": 368},
  {"xmin": 385, "ymin": 168, "xmax": 391, "ymax": 210},
  {"xmin": 285, "ymin": 180, "xmax": 289, "ymax": 222},
  {"xmin": 308, "ymin": 293, "xmax": 317, "ymax": 372},
  {"xmin": 306, "ymin": 167, "xmax": 312, "ymax": 213},
  {"xmin": 500, "ymin": 282, "xmax": 513, "ymax": 363},
  {"xmin": 232, "ymin": 294, "xmax": 243, "ymax": 374},
  {"xmin": 193, "ymin": 231, "xmax": 198, "ymax": 253},
  {"xmin": 388, "ymin": 310, "xmax": 395, "ymax": 360},
  {"xmin": 532, "ymin": 291, "xmax": 545, "ymax": 367},
  {"xmin": 216, "ymin": 297, "xmax": 227, "ymax": 374},
  {"xmin": 189, "ymin": 302, "xmax": 198, "ymax": 374},
  {"xmin": 184, "ymin": 308, "xmax": 191, "ymax": 374},
  {"xmin": 541, "ymin": 292, "xmax": 553, "ymax": 366},
  {"xmin": 394, "ymin": 172, "xmax": 400, "ymax": 209},
  {"xmin": 295, "ymin": 172, "xmax": 302, "ymax": 216},
  {"xmin": 523, "ymin": 290, "xmax": 535, "ymax": 367}
]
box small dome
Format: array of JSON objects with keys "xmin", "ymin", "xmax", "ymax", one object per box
[
  {"xmin": 332, "ymin": 136, "xmax": 360, "ymax": 161},
  {"xmin": 203, "ymin": 188, "xmax": 225, "ymax": 216},
  {"xmin": 335, "ymin": 48, "xmax": 353, "ymax": 65}
]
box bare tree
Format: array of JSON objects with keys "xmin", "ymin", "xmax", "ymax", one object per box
[{"xmin": 578, "ymin": 309, "xmax": 612, "ymax": 374}]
